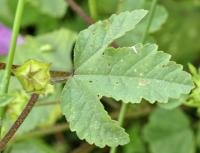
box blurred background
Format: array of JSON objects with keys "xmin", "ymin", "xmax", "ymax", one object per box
[{"xmin": 0, "ymin": 0, "xmax": 200, "ymax": 153}]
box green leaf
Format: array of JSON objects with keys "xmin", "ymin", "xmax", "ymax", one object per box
[
  {"xmin": 94, "ymin": 0, "xmax": 118, "ymax": 19},
  {"xmin": 27, "ymin": 0, "xmax": 67, "ymax": 18},
  {"xmin": 62, "ymin": 10, "xmax": 148, "ymax": 147},
  {"xmin": 62, "ymin": 78, "xmax": 129, "ymax": 147},
  {"xmin": 10, "ymin": 139, "xmax": 59, "ymax": 153},
  {"xmin": 143, "ymin": 108, "xmax": 195, "ymax": 153},
  {"xmin": 14, "ymin": 29, "xmax": 77, "ymax": 71},
  {"xmin": 154, "ymin": 0, "xmax": 200, "ymax": 64},
  {"xmin": 124, "ymin": 123, "xmax": 146, "ymax": 153},
  {"xmin": 75, "ymin": 44, "xmax": 193, "ymax": 103},
  {"xmin": 116, "ymin": 0, "xmax": 168, "ymax": 46},
  {"xmin": 0, "ymin": 0, "xmax": 13, "ymax": 25},
  {"xmin": 159, "ymin": 95, "xmax": 187, "ymax": 110},
  {"xmin": 61, "ymin": 10, "xmax": 193, "ymax": 148},
  {"xmin": 2, "ymin": 84, "xmax": 62, "ymax": 135},
  {"xmin": 74, "ymin": 10, "xmax": 148, "ymax": 70},
  {"xmin": 17, "ymin": 85, "xmax": 62, "ymax": 134}
]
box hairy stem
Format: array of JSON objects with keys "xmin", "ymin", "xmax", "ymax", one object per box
[
  {"xmin": 0, "ymin": 0, "xmax": 25, "ymax": 138},
  {"xmin": 142, "ymin": 0, "xmax": 158, "ymax": 43},
  {"xmin": 0, "ymin": 94, "xmax": 39, "ymax": 151},
  {"xmin": 88, "ymin": 0, "xmax": 98, "ymax": 20},
  {"xmin": 66, "ymin": 0, "xmax": 94, "ymax": 24},
  {"xmin": 110, "ymin": 0, "xmax": 158, "ymax": 153},
  {"xmin": 109, "ymin": 103, "xmax": 128, "ymax": 153}
]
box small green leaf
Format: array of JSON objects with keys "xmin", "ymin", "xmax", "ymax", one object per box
[{"xmin": 143, "ymin": 108, "xmax": 195, "ymax": 153}]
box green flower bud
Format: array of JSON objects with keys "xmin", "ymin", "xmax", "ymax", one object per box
[{"xmin": 13, "ymin": 60, "xmax": 51, "ymax": 94}]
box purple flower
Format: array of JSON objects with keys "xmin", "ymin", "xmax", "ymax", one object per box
[{"xmin": 0, "ymin": 23, "xmax": 24, "ymax": 56}]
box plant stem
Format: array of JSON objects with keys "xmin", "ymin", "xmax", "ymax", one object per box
[
  {"xmin": 0, "ymin": 94, "xmax": 39, "ymax": 151},
  {"xmin": 88, "ymin": 0, "xmax": 98, "ymax": 20},
  {"xmin": 0, "ymin": 62, "xmax": 72, "ymax": 84},
  {"xmin": 117, "ymin": 103, "xmax": 128, "ymax": 126},
  {"xmin": 0, "ymin": 0, "xmax": 25, "ymax": 138},
  {"xmin": 66, "ymin": 0, "xmax": 94, "ymax": 24},
  {"xmin": 0, "ymin": 0, "xmax": 25, "ymax": 94},
  {"xmin": 109, "ymin": 103, "xmax": 128, "ymax": 153},
  {"xmin": 110, "ymin": 0, "xmax": 158, "ymax": 153},
  {"xmin": 142, "ymin": 0, "xmax": 158, "ymax": 44}
]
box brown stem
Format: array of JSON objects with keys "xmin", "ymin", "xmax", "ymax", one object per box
[
  {"xmin": 0, "ymin": 62, "xmax": 72, "ymax": 83},
  {"xmin": 0, "ymin": 63, "xmax": 18, "ymax": 70},
  {"xmin": 66, "ymin": 0, "xmax": 94, "ymax": 25},
  {"xmin": 65, "ymin": 0, "xmax": 118, "ymax": 48},
  {"xmin": 0, "ymin": 93, "xmax": 39, "ymax": 151}
]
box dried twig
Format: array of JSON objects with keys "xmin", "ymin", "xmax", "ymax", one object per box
[
  {"xmin": 0, "ymin": 93, "xmax": 39, "ymax": 151},
  {"xmin": 66, "ymin": 0, "xmax": 94, "ymax": 25}
]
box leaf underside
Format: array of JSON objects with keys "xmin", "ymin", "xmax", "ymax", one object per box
[{"xmin": 61, "ymin": 10, "xmax": 193, "ymax": 148}]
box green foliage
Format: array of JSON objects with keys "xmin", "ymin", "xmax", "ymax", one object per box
[
  {"xmin": 14, "ymin": 29, "xmax": 76, "ymax": 71},
  {"xmin": 155, "ymin": 0, "xmax": 200, "ymax": 64},
  {"xmin": 0, "ymin": 0, "xmax": 199, "ymax": 152},
  {"xmin": 185, "ymin": 64, "xmax": 200, "ymax": 113},
  {"xmin": 61, "ymin": 10, "xmax": 193, "ymax": 147},
  {"xmin": 10, "ymin": 139, "xmax": 59, "ymax": 153},
  {"xmin": 116, "ymin": 0, "xmax": 168, "ymax": 46},
  {"xmin": 26, "ymin": 0, "xmax": 67, "ymax": 18},
  {"xmin": 3, "ymin": 84, "xmax": 62, "ymax": 135},
  {"xmin": 124, "ymin": 123, "xmax": 146, "ymax": 153},
  {"xmin": 144, "ymin": 108, "xmax": 195, "ymax": 153},
  {"xmin": 61, "ymin": 10, "xmax": 148, "ymax": 147},
  {"xmin": 158, "ymin": 95, "xmax": 187, "ymax": 110}
]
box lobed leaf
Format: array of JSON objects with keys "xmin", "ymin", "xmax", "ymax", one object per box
[
  {"xmin": 61, "ymin": 10, "xmax": 193, "ymax": 148},
  {"xmin": 62, "ymin": 10, "xmax": 148, "ymax": 147},
  {"xmin": 74, "ymin": 10, "xmax": 148, "ymax": 70},
  {"xmin": 62, "ymin": 78, "xmax": 129, "ymax": 147},
  {"xmin": 75, "ymin": 44, "xmax": 193, "ymax": 103}
]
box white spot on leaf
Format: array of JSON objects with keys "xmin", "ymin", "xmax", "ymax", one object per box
[
  {"xmin": 131, "ymin": 46, "xmax": 138, "ymax": 54},
  {"xmin": 139, "ymin": 79, "xmax": 149, "ymax": 86}
]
